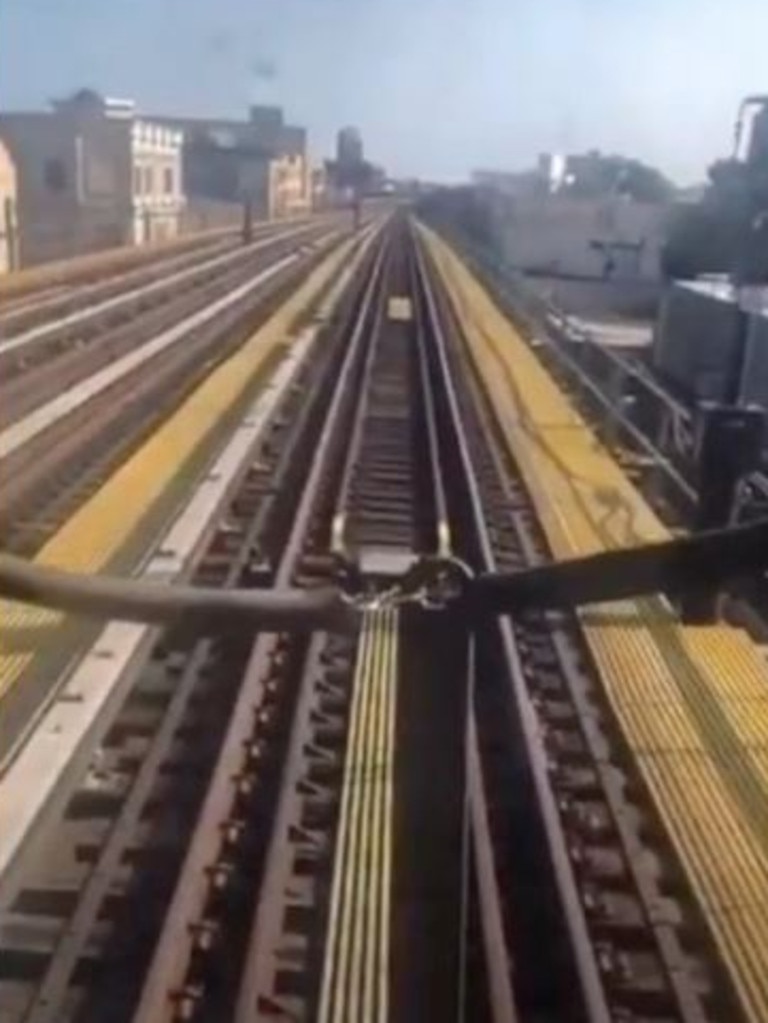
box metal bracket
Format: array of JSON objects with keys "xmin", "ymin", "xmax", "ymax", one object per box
[{"xmin": 336, "ymin": 554, "xmax": 474, "ymax": 612}]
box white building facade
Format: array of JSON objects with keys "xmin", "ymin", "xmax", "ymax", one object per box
[{"xmin": 130, "ymin": 118, "xmax": 184, "ymax": 243}]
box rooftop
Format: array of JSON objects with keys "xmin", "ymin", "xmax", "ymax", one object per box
[{"xmin": 680, "ymin": 278, "xmax": 768, "ymax": 314}]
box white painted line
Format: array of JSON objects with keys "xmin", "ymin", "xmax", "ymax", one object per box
[
  {"xmin": 0, "ymin": 223, "xmax": 314, "ymax": 357},
  {"xmin": 0, "ymin": 253, "xmax": 297, "ymax": 460}
]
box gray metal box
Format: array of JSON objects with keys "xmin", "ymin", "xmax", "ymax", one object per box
[{"xmin": 653, "ymin": 280, "xmax": 746, "ymax": 403}]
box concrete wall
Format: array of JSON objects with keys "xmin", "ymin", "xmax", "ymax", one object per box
[
  {"xmin": 488, "ymin": 192, "xmax": 669, "ymax": 282},
  {"xmin": 526, "ymin": 275, "xmax": 661, "ymax": 320},
  {"xmin": 1, "ymin": 103, "xmax": 184, "ymax": 267},
  {"xmin": 0, "ymin": 113, "xmax": 92, "ymax": 265},
  {"xmin": 1, "ymin": 111, "xmax": 132, "ymax": 266},
  {"xmin": 180, "ymin": 198, "xmax": 243, "ymax": 233}
]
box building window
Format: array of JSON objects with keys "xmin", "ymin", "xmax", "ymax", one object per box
[
  {"xmin": 134, "ymin": 166, "xmax": 142, "ymax": 195},
  {"xmin": 44, "ymin": 158, "xmax": 67, "ymax": 191},
  {"xmin": 163, "ymin": 166, "xmax": 174, "ymax": 194},
  {"xmin": 144, "ymin": 166, "xmax": 154, "ymax": 195}
]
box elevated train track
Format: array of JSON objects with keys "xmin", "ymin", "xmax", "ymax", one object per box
[
  {"xmin": 427, "ymin": 225, "xmax": 768, "ymax": 1022},
  {"xmin": 0, "ymin": 221, "xmax": 349, "ymax": 558},
  {"xmin": 0, "ymin": 222, "xmax": 323, "ymax": 374},
  {"xmin": 0, "ymin": 231, "xmax": 237, "ymax": 339},
  {"xmin": 445, "ymin": 232, "xmax": 768, "ymax": 633},
  {"xmin": 0, "ymin": 221, "xmax": 367, "ymax": 755},
  {"xmin": 1, "ymin": 214, "xmax": 768, "ymax": 1023},
  {"xmin": 0, "ymin": 224, "xmax": 249, "ymax": 304}
]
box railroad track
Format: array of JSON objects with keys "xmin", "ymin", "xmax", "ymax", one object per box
[
  {"xmin": 0, "ymin": 221, "xmax": 332, "ymax": 393},
  {"xmin": 448, "ymin": 233, "xmax": 768, "ymax": 638},
  {"xmin": 0, "ymin": 226, "xmax": 372, "ymax": 766},
  {"xmin": 0, "ymin": 215, "xmax": 480, "ymax": 1023},
  {"xmin": 426, "ymin": 226, "xmax": 768, "ymax": 1022},
  {"xmin": 0, "ymin": 224, "xmax": 345, "ymax": 555},
  {"xmin": 0, "ymin": 230, "xmax": 238, "ymax": 338},
  {"xmin": 1, "ymin": 214, "xmax": 766, "ymax": 1023},
  {"xmin": 0, "ymin": 225, "xmax": 252, "ymax": 309},
  {"xmin": 0, "ymin": 221, "xmax": 388, "ymax": 1023}
]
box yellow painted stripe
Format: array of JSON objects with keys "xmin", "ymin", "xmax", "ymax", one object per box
[
  {"xmin": 0, "ymin": 237, "xmax": 354, "ymax": 701},
  {"xmin": 423, "ymin": 226, "xmax": 768, "ymax": 1022},
  {"xmin": 350, "ymin": 613, "xmax": 383, "ymax": 1022},
  {"xmin": 379, "ymin": 610, "xmax": 397, "ymax": 1021},
  {"xmin": 319, "ymin": 608, "xmax": 397, "ymax": 1023},
  {"xmin": 318, "ymin": 614, "xmax": 371, "ymax": 1022},
  {"xmin": 341, "ymin": 614, "xmax": 379, "ymax": 1022}
]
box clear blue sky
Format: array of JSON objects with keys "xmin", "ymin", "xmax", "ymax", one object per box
[{"xmin": 1, "ymin": 0, "xmax": 766, "ymax": 183}]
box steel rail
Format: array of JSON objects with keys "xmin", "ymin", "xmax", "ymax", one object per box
[
  {"xmin": 131, "ymin": 229, "xmax": 391, "ymax": 1023},
  {"xmin": 230, "ymin": 234, "xmax": 393, "ymax": 1023},
  {"xmin": 0, "ymin": 222, "xmax": 324, "ymax": 357},
  {"xmin": 329, "ymin": 245, "xmax": 391, "ymax": 555},
  {"xmin": 0, "ymin": 225, "xmax": 387, "ymax": 1023},
  {"xmin": 311, "ymin": 224, "xmax": 457, "ymax": 1023},
  {"xmin": 413, "ymin": 232, "xmax": 612, "ymax": 1022},
  {"xmin": 410, "ymin": 240, "xmax": 453, "ymax": 556},
  {"xmin": 3, "ymin": 220, "xmax": 766, "ymax": 1023},
  {"xmin": 0, "ymin": 232, "xmax": 235, "ymax": 335}
]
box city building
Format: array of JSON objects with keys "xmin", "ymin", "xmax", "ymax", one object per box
[
  {"xmin": 0, "ymin": 136, "xmax": 19, "ymax": 273},
  {"xmin": 130, "ymin": 117, "xmax": 185, "ymax": 244},
  {"xmin": 476, "ymin": 154, "xmax": 610, "ymax": 199},
  {"xmin": 156, "ymin": 106, "xmax": 312, "ymax": 220},
  {"xmin": 336, "ymin": 126, "xmax": 363, "ymax": 167},
  {"xmin": 748, "ymin": 103, "xmax": 768, "ymax": 168},
  {"xmin": 489, "ymin": 191, "xmax": 669, "ymax": 282},
  {"xmin": 0, "ymin": 91, "xmax": 184, "ymax": 266},
  {"xmin": 471, "ymin": 148, "xmax": 676, "ymax": 288},
  {"xmin": 367, "ymin": 164, "xmax": 387, "ymax": 194},
  {"xmin": 472, "ymin": 168, "xmax": 543, "ymax": 197},
  {"xmin": 310, "ymin": 163, "xmax": 329, "ymax": 210},
  {"xmin": 537, "ymin": 153, "xmax": 569, "ymax": 193}
]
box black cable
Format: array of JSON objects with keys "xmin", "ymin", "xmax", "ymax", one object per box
[
  {"xmin": 472, "ymin": 517, "xmax": 768, "ymax": 614},
  {"xmin": 2, "ymin": 518, "xmax": 767, "ymax": 629},
  {"xmin": 0, "ymin": 553, "xmax": 354, "ymax": 632}
]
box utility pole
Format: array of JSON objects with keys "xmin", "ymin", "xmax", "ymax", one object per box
[
  {"xmin": 724, "ymin": 96, "xmax": 768, "ymax": 402},
  {"xmin": 242, "ymin": 199, "xmax": 253, "ymax": 244},
  {"xmin": 2, "ymin": 196, "xmax": 18, "ymax": 272}
]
